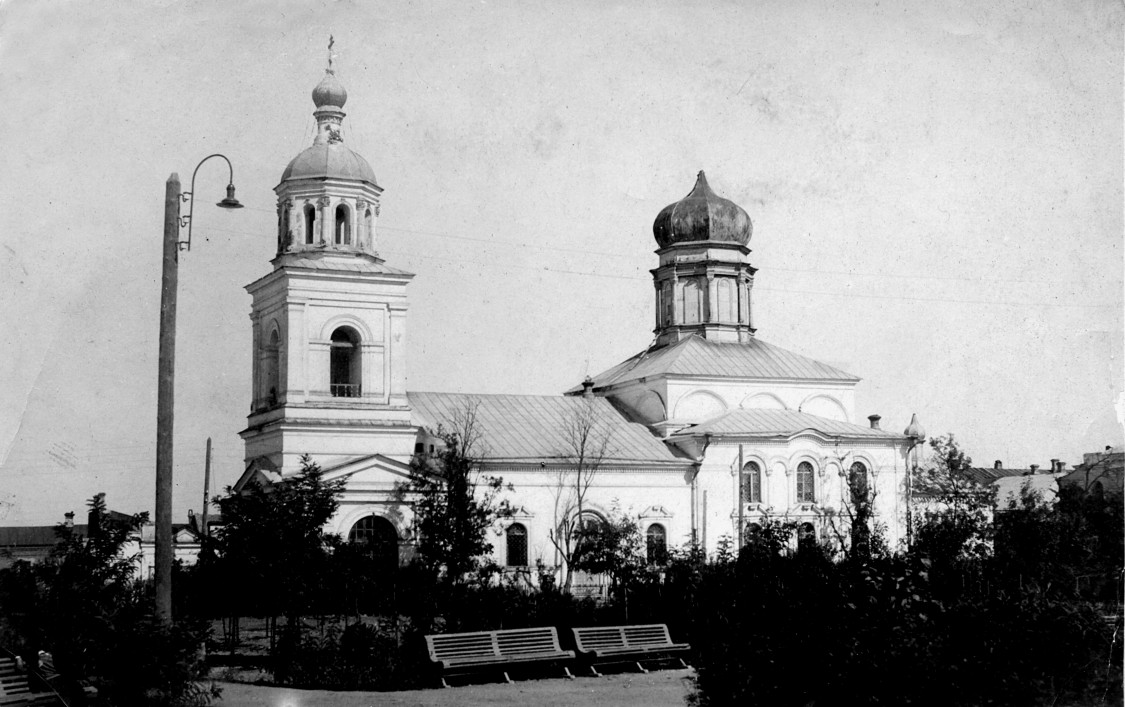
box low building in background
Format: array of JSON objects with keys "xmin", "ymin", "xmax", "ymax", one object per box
[
  {"xmin": 1060, "ymin": 446, "xmax": 1124, "ymax": 496},
  {"xmin": 0, "ymin": 500, "xmax": 208, "ymax": 579}
]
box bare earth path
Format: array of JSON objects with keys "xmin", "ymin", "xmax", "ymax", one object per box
[{"xmin": 216, "ymin": 668, "xmax": 694, "ymax": 707}]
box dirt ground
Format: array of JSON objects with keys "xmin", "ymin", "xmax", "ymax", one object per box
[{"xmin": 215, "ymin": 668, "xmax": 695, "ymax": 707}]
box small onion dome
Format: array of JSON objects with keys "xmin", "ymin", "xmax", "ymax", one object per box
[
  {"xmin": 904, "ymin": 413, "xmax": 926, "ymax": 440},
  {"xmin": 280, "ymin": 143, "xmax": 378, "ymax": 186},
  {"xmin": 653, "ymin": 171, "xmax": 752, "ymax": 249},
  {"xmin": 312, "ymin": 71, "xmax": 347, "ymax": 108}
]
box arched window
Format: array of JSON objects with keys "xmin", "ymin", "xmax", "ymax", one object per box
[
  {"xmin": 741, "ymin": 461, "xmax": 762, "ymax": 504},
  {"xmin": 278, "ymin": 205, "xmax": 289, "ymax": 252},
  {"xmin": 798, "ymin": 522, "xmax": 816, "ymax": 552},
  {"xmin": 1090, "ymin": 480, "xmax": 1105, "ymax": 498},
  {"xmin": 335, "ymin": 204, "xmax": 351, "ymax": 245},
  {"xmin": 797, "ymin": 461, "xmax": 815, "ymax": 503},
  {"xmin": 264, "ymin": 328, "xmax": 280, "ymax": 407},
  {"xmin": 662, "ymin": 281, "xmax": 674, "ymax": 325},
  {"xmin": 683, "ymin": 278, "xmax": 702, "ymax": 324},
  {"xmin": 717, "ymin": 278, "xmax": 736, "ymax": 323},
  {"xmin": 646, "ymin": 523, "xmax": 668, "ymax": 565},
  {"xmin": 304, "ymin": 204, "xmax": 316, "ymax": 244},
  {"xmin": 330, "ymin": 326, "xmax": 361, "ymax": 397},
  {"xmin": 505, "ymin": 523, "xmax": 528, "ymax": 567},
  {"xmin": 849, "ymin": 461, "xmax": 869, "ymax": 508},
  {"xmin": 348, "ymin": 515, "xmax": 399, "ymax": 570}
]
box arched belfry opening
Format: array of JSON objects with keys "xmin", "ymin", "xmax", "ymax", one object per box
[
  {"xmin": 264, "ymin": 328, "xmax": 281, "ymax": 407},
  {"xmin": 335, "ymin": 204, "xmax": 351, "ymax": 245},
  {"xmin": 330, "ymin": 326, "xmax": 361, "ymax": 397},
  {"xmin": 304, "ymin": 204, "xmax": 317, "ymax": 244}
]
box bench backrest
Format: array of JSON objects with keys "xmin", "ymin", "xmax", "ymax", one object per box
[
  {"xmin": 573, "ymin": 624, "xmax": 674, "ymax": 652},
  {"xmin": 623, "ymin": 624, "xmax": 673, "ymax": 647},
  {"xmin": 427, "ymin": 631, "xmax": 498, "ymax": 662},
  {"xmin": 494, "ymin": 627, "xmax": 564, "ymax": 657},
  {"xmin": 0, "ymin": 657, "xmax": 34, "ymax": 705},
  {"xmin": 426, "ymin": 627, "xmax": 565, "ymax": 662}
]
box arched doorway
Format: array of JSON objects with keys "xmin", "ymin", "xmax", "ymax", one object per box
[{"xmin": 348, "ymin": 515, "xmax": 399, "ymax": 572}]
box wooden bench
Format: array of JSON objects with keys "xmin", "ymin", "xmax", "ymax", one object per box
[
  {"xmin": 425, "ymin": 627, "xmax": 575, "ymax": 687},
  {"xmin": 571, "ymin": 624, "xmax": 691, "ymax": 675},
  {"xmin": 0, "ymin": 658, "xmax": 59, "ymax": 706}
]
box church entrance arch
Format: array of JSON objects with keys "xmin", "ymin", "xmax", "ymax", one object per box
[{"xmin": 347, "ymin": 514, "xmax": 399, "ymax": 572}]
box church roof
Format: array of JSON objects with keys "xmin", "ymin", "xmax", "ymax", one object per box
[
  {"xmin": 673, "ymin": 409, "xmax": 902, "ymax": 440},
  {"xmin": 408, "ymin": 391, "xmax": 689, "ymax": 465},
  {"xmin": 575, "ymin": 335, "xmax": 860, "ymax": 392}
]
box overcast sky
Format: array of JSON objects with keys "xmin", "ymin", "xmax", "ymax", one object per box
[{"xmin": 0, "ymin": 0, "xmax": 1121, "ymax": 525}]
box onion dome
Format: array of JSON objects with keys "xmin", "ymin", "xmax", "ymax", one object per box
[
  {"xmin": 904, "ymin": 413, "xmax": 926, "ymax": 440},
  {"xmin": 653, "ymin": 171, "xmax": 752, "ymax": 249},
  {"xmin": 312, "ymin": 71, "xmax": 347, "ymax": 109}
]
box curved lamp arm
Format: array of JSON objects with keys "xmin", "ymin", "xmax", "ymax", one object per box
[{"xmin": 178, "ymin": 153, "xmax": 243, "ymax": 251}]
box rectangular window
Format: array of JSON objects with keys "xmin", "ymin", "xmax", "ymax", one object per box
[{"xmin": 505, "ymin": 524, "xmax": 528, "ymax": 567}]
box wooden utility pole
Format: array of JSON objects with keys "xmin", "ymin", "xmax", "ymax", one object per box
[
  {"xmin": 737, "ymin": 444, "xmax": 744, "ymax": 549},
  {"xmin": 201, "ymin": 437, "xmax": 212, "ymax": 539},
  {"xmin": 155, "ymin": 173, "xmax": 180, "ymax": 623}
]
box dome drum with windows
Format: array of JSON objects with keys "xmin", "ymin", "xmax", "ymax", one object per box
[{"xmin": 273, "ymin": 59, "xmax": 383, "ymax": 262}]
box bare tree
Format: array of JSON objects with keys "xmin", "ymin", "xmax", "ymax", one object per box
[
  {"xmin": 400, "ymin": 399, "xmax": 510, "ymax": 584},
  {"xmin": 823, "ymin": 453, "xmax": 882, "ymax": 560},
  {"xmin": 548, "ymin": 396, "xmax": 617, "ymax": 590}
]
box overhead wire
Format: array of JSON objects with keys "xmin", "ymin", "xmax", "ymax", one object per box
[
  {"xmin": 190, "ymin": 223, "xmax": 1117, "ymax": 311},
  {"xmin": 231, "ymin": 203, "xmax": 1112, "ymax": 288}
]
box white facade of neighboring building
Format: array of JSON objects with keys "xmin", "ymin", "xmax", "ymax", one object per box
[{"xmin": 234, "ymin": 64, "xmax": 915, "ymax": 581}]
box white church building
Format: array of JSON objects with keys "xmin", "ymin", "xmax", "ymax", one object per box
[{"xmin": 235, "ymin": 62, "xmax": 915, "ymax": 581}]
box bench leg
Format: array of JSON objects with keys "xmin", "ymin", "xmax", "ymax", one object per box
[
  {"xmin": 502, "ymin": 671, "xmax": 513, "ymax": 684},
  {"xmin": 589, "ymin": 665, "xmax": 602, "ymax": 677},
  {"xmin": 440, "ymin": 677, "xmax": 451, "ymax": 689},
  {"xmin": 636, "ymin": 661, "xmax": 649, "ymax": 674},
  {"xmin": 678, "ymin": 658, "xmax": 691, "ymax": 669},
  {"xmin": 563, "ymin": 665, "xmax": 574, "ymax": 679}
]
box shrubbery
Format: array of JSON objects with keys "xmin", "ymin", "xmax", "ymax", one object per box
[
  {"xmin": 685, "ymin": 482, "xmax": 1123, "ymax": 707},
  {"xmin": 0, "ymin": 494, "xmax": 220, "ymax": 706}
]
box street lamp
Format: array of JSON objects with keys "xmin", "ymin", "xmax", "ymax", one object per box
[{"xmin": 156, "ymin": 154, "xmax": 242, "ymax": 623}]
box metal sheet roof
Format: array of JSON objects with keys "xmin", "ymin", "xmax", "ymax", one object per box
[
  {"xmin": 675, "ymin": 408, "xmax": 901, "ymax": 439},
  {"xmin": 577, "ymin": 335, "xmax": 860, "ymax": 391},
  {"xmin": 959, "ymin": 467, "xmax": 1039, "ymax": 485},
  {"xmin": 0, "ymin": 525, "xmax": 73, "ymax": 547},
  {"xmin": 408, "ymin": 391, "xmax": 688, "ymax": 464}
]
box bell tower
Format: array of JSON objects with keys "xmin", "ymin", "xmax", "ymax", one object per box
[{"xmin": 241, "ymin": 44, "xmax": 416, "ymax": 476}]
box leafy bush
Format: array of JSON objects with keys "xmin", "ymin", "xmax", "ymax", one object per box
[
  {"xmin": 685, "ymin": 484, "xmax": 1124, "ymax": 707},
  {"xmin": 273, "ymin": 620, "xmax": 426, "ymax": 691},
  {"xmin": 0, "ymin": 495, "xmax": 220, "ymax": 706}
]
